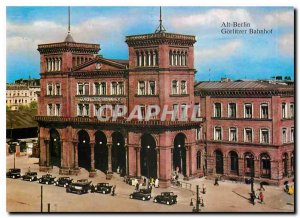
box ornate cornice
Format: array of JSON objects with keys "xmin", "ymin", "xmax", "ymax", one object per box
[
  {"xmin": 37, "ymin": 42, "xmax": 100, "ymax": 54},
  {"xmin": 70, "ymin": 70, "xmax": 128, "ymax": 78}
]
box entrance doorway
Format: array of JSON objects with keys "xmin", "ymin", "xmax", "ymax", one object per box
[
  {"xmin": 49, "ymin": 129, "xmax": 61, "ymax": 167},
  {"xmin": 173, "ymin": 133, "xmax": 186, "ymax": 176},
  {"xmin": 78, "ymin": 130, "xmax": 91, "ymax": 170},
  {"xmin": 95, "ymin": 131, "xmax": 108, "ymax": 173},
  {"xmin": 140, "ymin": 134, "xmax": 157, "ymax": 179},
  {"xmin": 111, "ymin": 132, "xmax": 126, "ymax": 173}
]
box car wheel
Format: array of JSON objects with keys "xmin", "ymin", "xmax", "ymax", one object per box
[
  {"xmin": 154, "ymin": 199, "xmax": 158, "ymax": 203},
  {"xmin": 130, "ymin": 195, "xmax": 133, "ymax": 199},
  {"xmin": 166, "ymin": 201, "xmax": 170, "ymax": 205},
  {"xmin": 46, "ymin": 181, "xmax": 49, "ymax": 185},
  {"xmin": 30, "ymin": 178, "xmax": 32, "ymax": 182},
  {"xmin": 12, "ymin": 176, "xmax": 15, "ymax": 179},
  {"xmin": 142, "ymin": 197, "xmax": 146, "ymax": 201}
]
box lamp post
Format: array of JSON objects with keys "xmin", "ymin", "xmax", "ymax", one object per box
[
  {"xmin": 178, "ymin": 144, "xmax": 181, "ymax": 173},
  {"xmin": 249, "ymin": 157, "xmax": 255, "ymax": 205},
  {"xmin": 147, "ymin": 145, "xmax": 150, "ymax": 179},
  {"xmin": 190, "ymin": 185, "xmax": 204, "ymax": 212}
]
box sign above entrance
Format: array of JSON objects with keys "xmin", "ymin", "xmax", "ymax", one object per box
[{"xmin": 78, "ymin": 97, "xmax": 122, "ymax": 102}]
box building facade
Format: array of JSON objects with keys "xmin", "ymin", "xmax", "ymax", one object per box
[
  {"xmin": 6, "ymin": 78, "xmax": 40, "ymax": 110},
  {"xmin": 194, "ymin": 80, "xmax": 294, "ymax": 185},
  {"xmin": 35, "ymin": 17, "xmax": 294, "ymax": 187}
]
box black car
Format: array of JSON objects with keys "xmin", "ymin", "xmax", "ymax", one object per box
[
  {"xmin": 38, "ymin": 174, "xmax": 56, "ymax": 185},
  {"xmin": 153, "ymin": 192, "xmax": 178, "ymax": 205},
  {"xmin": 66, "ymin": 179, "xmax": 92, "ymax": 195},
  {"xmin": 22, "ymin": 172, "xmax": 38, "ymax": 182},
  {"xmin": 92, "ymin": 183, "xmax": 113, "ymax": 194},
  {"xmin": 6, "ymin": 168, "xmax": 21, "ymax": 179},
  {"xmin": 55, "ymin": 177, "xmax": 73, "ymax": 187},
  {"xmin": 129, "ymin": 188, "xmax": 151, "ymax": 201}
]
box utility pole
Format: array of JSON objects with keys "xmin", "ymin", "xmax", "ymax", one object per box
[{"xmin": 41, "ymin": 185, "xmax": 43, "ymax": 212}]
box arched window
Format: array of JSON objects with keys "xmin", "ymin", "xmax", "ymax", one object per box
[
  {"xmin": 229, "ymin": 151, "xmax": 239, "ymax": 175},
  {"xmin": 172, "ymin": 80, "xmax": 179, "ymax": 94},
  {"xmin": 244, "ymin": 152, "xmax": 254, "ymax": 176},
  {"xmin": 196, "ymin": 151, "xmax": 201, "ymax": 169},
  {"xmin": 282, "ymin": 153, "xmax": 288, "ymax": 177},
  {"xmin": 260, "ymin": 153, "xmax": 271, "ymax": 178},
  {"xmin": 169, "ymin": 50, "xmax": 172, "ymax": 66},
  {"xmin": 136, "ymin": 51, "xmax": 140, "ymax": 66}
]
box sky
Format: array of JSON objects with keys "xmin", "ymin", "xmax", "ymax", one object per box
[{"xmin": 6, "ymin": 6, "xmax": 294, "ymax": 82}]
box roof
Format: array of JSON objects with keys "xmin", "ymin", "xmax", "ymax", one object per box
[
  {"xmin": 64, "ymin": 33, "xmax": 75, "ymax": 43},
  {"xmin": 195, "ymin": 80, "xmax": 294, "ymax": 90},
  {"xmin": 106, "ymin": 59, "xmax": 129, "ymax": 65},
  {"xmin": 7, "ymin": 110, "xmax": 38, "ymax": 129}
]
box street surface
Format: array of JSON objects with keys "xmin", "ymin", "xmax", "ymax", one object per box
[{"xmin": 6, "ymin": 155, "xmax": 294, "ymax": 212}]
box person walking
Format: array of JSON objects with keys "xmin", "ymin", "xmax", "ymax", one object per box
[
  {"xmin": 260, "ymin": 182, "xmax": 265, "ymax": 191},
  {"xmin": 111, "ymin": 185, "xmax": 116, "ymax": 196},
  {"xmin": 214, "ymin": 177, "xmax": 219, "ymax": 186},
  {"xmin": 259, "ymin": 191, "xmax": 264, "ymax": 204},
  {"xmin": 135, "ymin": 182, "xmax": 139, "ymax": 191},
  {"xmin": 155, "ymin": 178, "xmax": 159, "ymax": 188},
  {"xmin": 202, "ymin": 184, "xmax": 206, "ymax": 194}
]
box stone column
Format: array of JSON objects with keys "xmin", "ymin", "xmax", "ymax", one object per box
[
  {"xmin": 125, "ymin": 144, "xmax": 129, "ymax": 176},
  {"xmin": 72, "ymin": 141, "xmax": 78, "ymax": 169},
  {"xmin": 89, "ymin": 142, "xmax": 96, "ymax": 177},
  {"xmin": 238, "ymin": 157, "xmax": 244, "ymax": 177},
  {"xmin": 135, "ymin": 147, "xmax": 141, "ymax": 177},
  {"xmin": 156, "ymin": 148, "xmax": 160, "ymax": 179},
  {"xmin": 107, "ymin": 143, "xmax": 112, "ymax": 173},
  {"xmin": 15, "ymin": 144, "xmax": 20, "ymax": 157},
  {"xmin": 45, "ymin": 139, "xmax": 50, "ymax": 167}
]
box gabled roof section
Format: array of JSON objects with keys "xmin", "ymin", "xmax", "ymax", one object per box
[{"xmin": 72, "ymin": 55, "xmax": 128, "ymax": 71}]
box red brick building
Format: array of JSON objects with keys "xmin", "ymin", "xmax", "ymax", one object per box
[
  {"xmin": 35, "ymin": 17, "xmax": 294, "ymax": 187},
  {"xmin": 194, "ymin": 80, "xmax": 294, "ymax": 185}
]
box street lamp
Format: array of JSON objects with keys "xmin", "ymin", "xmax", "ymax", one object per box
[
  {"xmin": 189, "ymin": 185, "xmax": 204, "ymax": 212},
  {"xmin": 249, "ymin": 157, "xmax": 255, "ymax": 205},
  {"xmin": 147, "ymin": 145, "xmax": 150, "ymax": 179},
  {"xmin": 178, "ymin": 144, "xmax": 181, "ymax": 174}
]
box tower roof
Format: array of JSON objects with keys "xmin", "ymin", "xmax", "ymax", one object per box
[{"xmin": 64, "ymin": 33, "xmax": 75, "ymax": 42}]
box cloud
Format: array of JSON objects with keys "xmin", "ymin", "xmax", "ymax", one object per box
[
  {"xmin": 279, "ymin": 33, "xmax": 294, "ymax": 56},
  {"xmin": 171, "ymin": 9, "xmax": 253, "ymax": 28},
  {"xmin": 262, "ymin": 10, "xmax": 294, "ymax": 28},
  {"xmin": 195, "ymin": 40, "xmax": 242, "ymax": 61}
]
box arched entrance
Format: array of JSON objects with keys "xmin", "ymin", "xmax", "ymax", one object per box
[
  {"xmin": 229, "ymin": 151, "xmax": 239, "ymax": 175},
  {"xmin": 260, "ymin": 153, "xmax": 271, "ymax": 178},
  {"xmin": 215, "ymin": 150, "xmax": 223, "ymax": 174},
  {"xmin": 282, "ymin": 153, "xmax": 288, "ymax": 177},
  {"xmin": 173, "ymin": 133, "xmax": 186, "ymax": 176},
  {"xmin": 78, "ymin": 130, "xmax": 91, "ymax": 170},
  {"xmin": 244, "ymin": 152, "xmax": 254, "ymax": 177},
  {"xmin": 140, "ymin": 134, "xmax": 157, "ymax": 179},
  {"xmin": 49, "ymin": 129, "xmax": 61, "ymax": 167},
  {"xmin": 111, "ymin": 132, "xmax": 126, "ymax": 173},
  {"xmin": 95, "ymin": 131, "xmax": 108, "ymax": 173}
]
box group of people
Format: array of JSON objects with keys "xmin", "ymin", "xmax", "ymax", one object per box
[{"xmin": 135, "ymin": 177, "xmax": 159, "ymax": 192}]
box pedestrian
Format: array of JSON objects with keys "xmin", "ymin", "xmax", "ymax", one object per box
[
  {"xmin": 149, "ymin": 184, "xmax": 152, "ymax": 193},
  {"xmin": 111, "ymin": 185, "xmax": 116, "ymax": 196},
  {"xmin": 202, "ymin": 184, "xmax": 206, "ymax": 194},
  {"xmin": 155, "ymin": 178, "xmax": 159, "ymax": 188},
  {"xmin": 214, "ymin": 177, "xmax": 219, "ymax": 186},
  {"xmin": 250, "ymin": 192, "xmax": 256, "ymax": 205},
  {"xmin": 135, "ymin": 182, "xmax": 139, "ymax": 191},
  {"xmin": 260, "ymin": 182, "xmax": 265, "ymax": 191},
  {"xmin": 284, "ymin": 183, "xmax": 289, "ymax": 193},
  {"xmin": 176, "ymin": 166, "xmax": 179, "ymax": 174},
  {"xmin": 143, "ymin": 177, "xmax": 146, "ymax": 186},
  {"xmin": 259, "ymin": 191, "xmax": 264, "ymax": 204}
]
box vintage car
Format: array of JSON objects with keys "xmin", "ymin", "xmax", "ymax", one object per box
[
  {"xmin": 153, "ymin": 192, "xmax": 178, "ymax": 205},
  {"xmin": 22, "ymin": 172, "xmax": 38, "ymax": 182},
  {"xmin": 124, "ymin": 176, "xmax": 139, "ymax": 186},
  {"xmin": 129, "ymin": 188, "xmax": 151, "ymax": 201},
  {"xmin": 55, "ymin": 177, "xmax": 73, "ymax": 187},
  {"xmin": 92, "ymin": 183, "xmax": 113, "ymax": 194},
  {"xmin": 6, "ymin": 168, "xmax": 21, "ymax": 179},
  {"xmin": 38, "ymin": 174, "xmax": 56, "ymax": 185},
  {"xmin": 66, "ymin": 179, "xmax": 92, "ymax": 195}
]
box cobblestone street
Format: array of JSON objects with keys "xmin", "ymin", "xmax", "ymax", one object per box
[{"xmin": 6, "ymin": 155, "xmax": 294, "ymax": 212}]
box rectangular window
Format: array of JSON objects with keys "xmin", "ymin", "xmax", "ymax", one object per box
[
  {"xmin": 244, "ymin": 128, "xmax": 253, "ymax": 143},
  {"xmin": 47, "ymin": 104, "xmax": 54, "ymax": 116},
  {"xmin": 181, "ymin": 81, "xmax": 187, "ymax": 94},
  {"xmin": 55, "ymin": 83, "xmax": 61, "ymax": 96},
  {"xmin": 47, "ymin": 83, "xmax": 53, "ymax": 95},
  {"xmin": 282, "ymin": 103, "xmax": 287, "ymax": 118},
  {"xmin": 77, "ymin": 104, "xmax": 89, "ymax": 116},
  {"xmin": 214, "ymin": 103, "xmax": 221, "ymax": 118},
  {"xmin": 94, "ymin": 104, "xmax": 100, "ymax": 117},
  {"xmin": 244, "ymin": 103, "xmax": 252, "ymax": 118},
  {"xmin": 173, "ymin": 104, "xmax": 179, "ymax": 120},
  {"xmin": 214, "ymin": 127, "xmax": 222, "ymax": 141},
  {"xmin": 84, "ymin": 83, "xmax": 89, "ymax": 95},
  {"xmin": 229, "ymin": 128, "xmax": 237, "ymax": 142},
  {"xmin": 100, "ymin": 82, "xmax": 106, "ymax": 95},
  {"xmin": 78, "ymin": 83, "xmax": 84, "ymax": 95},
  {"xmin": 228, "ymin": 103, "xmax": 236, "ymax": 118},
  {"xmin": 290, "ymin": 103, "xmax": 294, "ymax": 118},
  {"xmin": 282, "ymin": 128, "xmax": 287, "ymax": 143},
  {"xmin": 118, "ymin": 82, "xmax": 124, "ymax": 95},
  {"xmin": 55, "ymin": 104, "xmax": 61, "ymax": 116},
  {"xmin": 181, "ymin": 104, "xmax": 187, "ymax": 120},
  {"xmin": 138, "ymin": 81, "xmax": 146, "ymax": 95},
  {"xmin": 196, "ymin": 127, "xmax": 202, "ymax": 140},
  {"xmin": 172, "ymin": 80, "xmax": 178, "ymax": 94},
  {"xmin": 260, "ymin": 103, "xmax": 268, "ymax": 119},
  {"xmin": 195, "ymin": 103, "xmax": 201, "ymax": 118},
  {"xmin": 260, "ymin": 129, "xmax": 269, "ymax": 144},
  {"xmin": 77, "ymin": 104, "xmax": 83, "ymax": 116},
  {"xmin": 140, "ymin": 105, "xmax": 146, "ymax": 118},
  {"xmin": 291, "ymin": 127, "xmax": 294, "ymax": 142},
  {"xmin": 111, "ymin": 82, "xmax": 118, "ymax": 95},
  {"xmin": 94, "ymin": 82, "xmax": 100, "ymax": 95},
  {"xmin": 148, "ymin": 81, "xmax": 156, "ymax": 95}
]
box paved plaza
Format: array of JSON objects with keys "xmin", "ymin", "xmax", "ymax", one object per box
[{"xmin": 6, "ymin": 155, "xmax": 294, "ymax": 212}]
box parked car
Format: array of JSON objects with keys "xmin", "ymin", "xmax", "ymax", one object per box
[
  {"xmin": 124, "ymin": 176, "xmax": 139, "ymax": 186},
  {"xmin": 22, "ymin": 172, "xmax": 38, "ymax": 182},
  {"xmin": 129, "ymin": 188, "xmax": 151, "ymax": 201},
  {"xmin": 92, "ymin": 183, "xmax": 113, "ymax": 194},
  {"xmin": 38, "ymin": 174, "xmax": 56, "ymax": 185},
  {"xmin": 6, "ymin": 168, "xmax": 21, "ymax": 179},
  {"xmin": 55, "ymin": 177, "xmax": 73, "ymax": 187},
  {"xmin": 153, "ymin": 192, "xmax": 178, "ymax": 205},
  {"xmin": 66, "ymin": 179, "xmax": 92, "ymax": 195}
]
